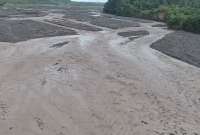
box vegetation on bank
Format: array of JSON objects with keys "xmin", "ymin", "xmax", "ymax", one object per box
[{"xmin": 103, "ymin": 0, "xmax": 200, "ymax": 33}]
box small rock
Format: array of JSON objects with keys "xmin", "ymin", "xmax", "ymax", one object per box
[{"xmin": 141, "ymin": 120, "xmax": 148, "ymax": 125}]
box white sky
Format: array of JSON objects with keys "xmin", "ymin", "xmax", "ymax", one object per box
[{"xmin": 72, "ymin": 0, "xmax": 107, "ymax": 3}]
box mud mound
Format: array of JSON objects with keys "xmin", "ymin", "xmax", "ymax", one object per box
[
  {"xmin": 118, "ymin": 30, "xmax": 149, "ymax": 37},
  {"xmin": 152, "ymin": 24, "xmax": 167, "ymax": 27},
  {"xmin": 151, "ymin": 31, "xmax": 200, "ymax": 68},
  {"xmin": 0, "ymin": 20, "xmax": 77, "ymax": 43},
  {"xmin": 46, "ymin": 19, "xmax": 102, "ymax": 31}
]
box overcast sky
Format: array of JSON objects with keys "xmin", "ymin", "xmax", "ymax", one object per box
[{"xmin": 72, "ymin": 0, "xmax": 107, "ymax": 3}]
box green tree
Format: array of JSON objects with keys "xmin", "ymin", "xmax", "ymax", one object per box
[{"xmin": 103, "ymin": 0, "xmax": 200, "ymax": 33}]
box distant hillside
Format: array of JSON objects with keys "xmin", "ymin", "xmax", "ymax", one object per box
[{"xmin": 0, "ymin": 0, "xmax": 70, "ymax": 5}]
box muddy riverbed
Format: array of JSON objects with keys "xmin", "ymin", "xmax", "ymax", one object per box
[{"xmin": 0, "ymin": 4, "xmax": 200, "ymax": 135}]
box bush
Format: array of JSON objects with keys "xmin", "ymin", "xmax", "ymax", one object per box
[
  {"xmin": 183, "ymin": 15, "xmax": 200, "ymax": 33},
  {"xmin": 104, "ymin": 0, "xmax": 200, "ymax": 33},
  {"xmin": 165, "ymin": 6, "xmax": 200, "ymax": 33},
  {"xmin": 166, "ymin": 6, "xmax": 188, "ymax": 29}
]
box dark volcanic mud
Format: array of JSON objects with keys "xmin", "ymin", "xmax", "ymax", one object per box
[
  {"xmin": 152, "ymin": 24, "xmax": 167, "ymax": 27},
  {"xmin": 102, "ymin": 14, "xmax": 154, "ymax": 24},
  {"xmin": 151, "ymin": 31, "xmax": 200, "ymax": 68},
  {"xmin": 0, "ymin": 8, "xmax": 47, "ymax": 18},
  {"xmin": 0, "ymin": 20, "xmax": 77, "ymax": 43},
  {"xmin": 46, "ymin": 19, "xmax": 102, "ymax": 31},
  {"xmin": 118, "ymin": 30, "xmax": 149, "ymax": 37},
  {"xmin": 64, "ymin": 11, "xmax": 140, "ymax": 29}
]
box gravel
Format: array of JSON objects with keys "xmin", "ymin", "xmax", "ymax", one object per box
[
  {"xmin": 0, "ymin": 8, "xmax": 47, "ymax": 18},
  {"xmin": 46, "ymin": 19, "xmax": 102, "ymax": 31},
  {"xmin": 0, "ymin": 20, "xmax": 77, "ymax": 43},
  {"xmin": 118, "ymin": 30, "xmax": 149, "ymax": 37},
  {"xmin": 63, "ymin": 10, "xmax": 140, "ymax": 29},
  {"xmin": 151, "ymin": 31, "xmax": 200, "ymax": 68}
]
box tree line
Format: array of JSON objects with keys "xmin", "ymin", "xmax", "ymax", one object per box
[{"xmin": 104, "ymin": 0, "xmax": 200, "ymax": 33}]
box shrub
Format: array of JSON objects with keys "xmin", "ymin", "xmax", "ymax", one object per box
[
  {"xmin": 183, "ymin": 15, "xmax": 200, "ymax": 33},
  {"xmin": 166, "ymin": 6, "xmax": 188, "ymax": 29},
  {"xmin": 104, "ymin": 0, "xmax": 200, "ymax": 33},
  {"xmin": 165, "ymin": 6, "xmax": 200, "ymax": 33}
]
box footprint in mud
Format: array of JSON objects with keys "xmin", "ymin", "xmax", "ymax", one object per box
[
  {"xmin": 52, "ymin": 61, "xmax": 68, "ymax": 73},
  {"xmin": 41, "ymin": 78, "xmax": 47, "ymax": 86},
  {"xmin": 53, "ymin": 60, "xmax": 62, "ymax": 66},
  {"xmin": 0, "ymin": 101, "xmax": 8, "ymax": 120},
  {"xmin": 52, "ymin": 62, "xmax": 68, "ymax": 73},
  {"xmin": 54, "ymin": 63, "xmax": 59, "ymax": 66},
  {"xmin": 9, "ymin": 127, "xmax": 14, "ymax": 130},
  {"xmin": 57, "ymin": 66, "xmax": 68, "ymax": 72},
  {"xmin": 34, "ymin": 117, "xmax": 45, "ymax": 130}
]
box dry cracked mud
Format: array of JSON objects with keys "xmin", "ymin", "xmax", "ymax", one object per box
[{"xmin": 0, "ymin": 4, "xmax": 200, "ymax": 135}]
